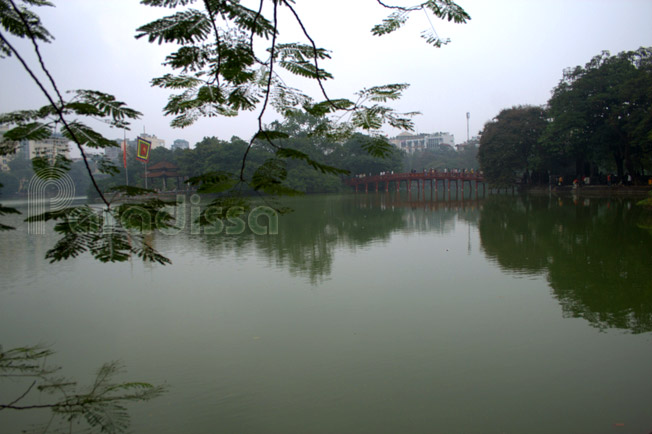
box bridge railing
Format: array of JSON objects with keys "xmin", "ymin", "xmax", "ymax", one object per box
[{"xmin": 346, "ymin": 172, "xmax": 484, "ymax": 184}]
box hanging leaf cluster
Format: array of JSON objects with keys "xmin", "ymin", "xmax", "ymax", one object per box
[
  {"xmin": 1, "ymin": 344, "xmax": 167, "ymax": 433},
  {"xmin": 25, "ymin": 204, "xmax": 174, "ymax": 265}
]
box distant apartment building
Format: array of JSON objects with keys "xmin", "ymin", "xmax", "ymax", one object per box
[
  {"xmin": 0, "ymin": 125, "xmax": 14, "ymax": 171},
  {"xmin": 140, "ymin": 133, "xmax": 165, "ymax": 150},
  {"xmin": 172, "ymin": 139, "xmax": 189, "ymax": 150},
  {"xmin": 26, "ymin": 133, "xmax": 71, "ymax": 163},
  {"xmin": 389, "ymin": 131, "xmax": 455, "ymax": 154},
  {"xmin": 106, "ymin": 140, "xmax": 124, "ymax": 162},
  {"xmin": 1, "ymin": 128, "xmax": 70, "ymax": 171}
]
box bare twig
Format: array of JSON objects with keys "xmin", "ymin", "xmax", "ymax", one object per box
[
  {"xmin": 376, "ymin": 0, "xmax": 420, "ymax": 11},
  {"xmin": 7, "ymin": 0, "xmax": 65, "ymax": 106},
  {"xmin": 281, "ymin": 0, "xmax": 350, "ymax": 113},
  {"xmin": 203, "ymin": 0, "xmax": 222, "ymax": 87},
  {"xmin": 1, "ymin": 380, "xmax": 37, "ymax": 410},
  {"xmin": 0, "ymin": 402, "xmax": 58, "ymax": 410},
  {"xmin": 248, "ymin": 0, "xmax": 265, "ymax": 53},
  {"xmin": 240, "ymin": 0, "xmax": 279, "ymax": 181}
]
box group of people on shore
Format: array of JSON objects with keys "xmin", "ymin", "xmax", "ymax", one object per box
[{"xmin": 556, "ymin": 173, "xmax": 651, "ymax": 187}]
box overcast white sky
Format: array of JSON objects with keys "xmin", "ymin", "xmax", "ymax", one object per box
[{"xmin": 1, "ymin": 0, "xmax": 651, "ymax": 151}]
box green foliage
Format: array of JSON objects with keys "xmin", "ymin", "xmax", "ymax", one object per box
[
  {"xmin": 331, "ymin": 133, "xmax": 404, "ymax": 177},
  {"xmin": 371, "ymin": 10, "xmax": 409, "ymax": 36},
  {"xmin": 637, "ymin": 191, "xmax": 652, "ymax": 209},
  {"xmin": 135, "ymin": 9, "xmax": 212, "ymax": 45},
  {"xmin": 360, "ymin": 136, "xmax": 394, "ymax": 159},
  {"xmin": 371, "ymin": 0, "xmax": 470, "ymax": 41},
  {"xmin": 251, "ymin": 157, "xmax": 302, "ymax": 196},
  {"xmin": 0, "ymin": 0, "xmax": 53, "ymax": 58},
  {"xmin": 0, "ymin": 183, "xmax": 20, "ymax": 230},
  {"xmin": 187, "ymin": 171, "xmax": 237, "ymax": 193},
  {"xmin": 31, "ymin": 153, "xmax": 71, "ymax": 175},
  {"xmin": 68, "ymin": 89, "xmax": 142, "ymax": 128},
  {"xmin": 0, "ymin": 344, "xmax": 166, "ymax": 433},
  {"xmin": 2, "ymin": 121, "xmax": 51, "ymax": 140},
  {"xmin": 542, "ymin": 47, "xmax": 652, "ymax": 179},
  {"xmin": 25, "ymin": 205, "xmax": 172, "ymax": 265},
  {"xmin": 276, "ymin": 147, "xmax": 349, "ymax": 176},
  {"xmin": 96, "ymin": 155, "xmax": 120, "ymax": 176},
  {"xmin": 478, "ymin": 105, "xmax": 549, "ymax": 186}
]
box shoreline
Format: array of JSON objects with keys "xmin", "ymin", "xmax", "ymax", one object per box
[{"xmin": 525, "ymin": 185, "xmax": 651, "ymax": 197}]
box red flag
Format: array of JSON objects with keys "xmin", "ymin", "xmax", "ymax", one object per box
[{"xmin": 122, "ymin": 139, "xmax": 127, "ymax": 168}]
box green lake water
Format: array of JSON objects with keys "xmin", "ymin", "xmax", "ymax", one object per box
[{"xmin": 1, "ymin": 193, "xmax": 651, "ymax": 433}]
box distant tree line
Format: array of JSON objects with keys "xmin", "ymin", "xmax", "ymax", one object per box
[
  {"xmin": 0, "ymin": 155, "xmax": 91, "ymax": 197},
  {"xmin": 478, "ymin": 47, "xmax": 652, "ymax": 186},
  {"xmin": 92, "ymin": 114, "xmax": 404, "ymax": 197}
]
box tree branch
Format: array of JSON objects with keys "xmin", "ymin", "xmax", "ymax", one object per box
[
  {"xmin": 281, "ymin": 0, "xmax": 347, "ymax": 113},
  {"xmin": 203, "ymin": 0, "xmax": 221, "ymax": 87},
  {"xmin": 248, "ymin": 0, "xmax": 265, "ymax": 54},
  {"xmin": 1, "ymin": 3, "xmax": 112, "ymax": 207},
  {"xmin": 375, "ymin": 0, "xmax": 420, "ymax": 12},
  {"xmin": 1, "ymin": 380, "xmax": 36, "ymax": 410},
  {"xmin": 240, "ymin": 0, "xmax": 279, "ymax": 181}
]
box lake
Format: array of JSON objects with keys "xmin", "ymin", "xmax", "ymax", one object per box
[{"xmin": 1, "ymin": 192, "xmax": 651, "ymax": 433}]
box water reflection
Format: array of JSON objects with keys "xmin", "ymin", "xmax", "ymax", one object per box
[
  {"xmin": 478, "ymin": 195, "xmax": 652, "ymax": 333},
  {"xmin": 3, "ymin": 193, "xmax": 650, "ymax": 335},
  {"xmin": 191, "ymin": 194, "xmax": 479, "ymax": 284}
]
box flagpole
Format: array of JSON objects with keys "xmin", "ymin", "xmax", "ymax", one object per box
[
  {"xmin": 143, "ymin": 127, "xmax": 147, "ymax": 189},
  {"xmin": 123, "ymin": 129, "xmax": 129, "ymax": 186}
]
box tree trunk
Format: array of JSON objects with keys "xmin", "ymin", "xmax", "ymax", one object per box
[{"xmin": 614, "ymin": 154, "xmax": 624, "ymax": 179}]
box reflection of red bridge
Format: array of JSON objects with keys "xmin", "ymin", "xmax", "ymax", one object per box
[{"xmin": 345, "ymin": 171, "xmax": 486, "ymax": 197}]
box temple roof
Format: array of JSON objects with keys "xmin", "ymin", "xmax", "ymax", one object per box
[{"xmin": 147, "ymin": 161, "xmax": 178, "ymax": 171}]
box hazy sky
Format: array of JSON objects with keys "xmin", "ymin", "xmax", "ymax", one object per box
[{"xmin": 1, "ymin": 0, "xmax": 651, "ymax": 151}]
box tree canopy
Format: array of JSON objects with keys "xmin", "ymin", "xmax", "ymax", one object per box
[
  {"xmin": 477, "ymin": 105, "xmax": 548, "ymax": 186},
  {"xmin": 543, "ymin": 48, "xmax": 652, "ymax": 179},
  {"xmin": 478, "ymin": 47, "xmax": 652, "ymax": 187}
]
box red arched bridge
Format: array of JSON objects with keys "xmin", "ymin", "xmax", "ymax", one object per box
[{"xmin": 345, "ymin": 171, "xmax": 486, "ymax": 197}]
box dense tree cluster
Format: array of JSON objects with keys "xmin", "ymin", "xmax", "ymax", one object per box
[
  {"xmin": 478, "ymin": 106, "xmax": 548, "ymax": 186},
  {"xmin": 94, "ymin": 114, "xmax": 404, "ymax": 197},
  {"xmin": 478, "ymin": 48, "xmax": 652, "ymax": 186}
]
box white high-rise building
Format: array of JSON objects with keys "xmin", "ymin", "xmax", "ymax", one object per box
[
  {"xmin": 389, "ymin": 131, "xmax": 455, "ymax": 154},
  {"xmin": 140, "ymin": 133, "xmax": 165, "ymax": 150},
  {"xmin": 26, "ymin": 133, "xmax": 71, "ymax": 162}
]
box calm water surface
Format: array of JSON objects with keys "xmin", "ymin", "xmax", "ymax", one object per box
[{"xmin": 1, "ymin": 193, "xmax": 651, "ymax": 433}]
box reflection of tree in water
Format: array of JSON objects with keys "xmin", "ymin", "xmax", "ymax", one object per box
[
  {"xmin": 252, "ymin": 195, "xmax": 407, "ymax": 284},
  {"xmin": 479, "ymin": 195, "xmax": 652, "ymax": 333},
  {"xmin": 479, "ymin": 195, "xmax": 551, "ymax": 275},
  {"xmin": 193, "ymin": 194, "xmax": 480, "ymax": 284}
]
